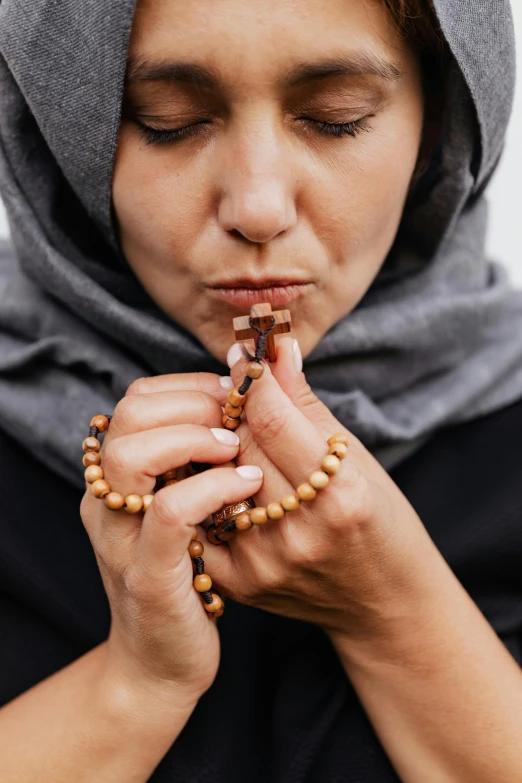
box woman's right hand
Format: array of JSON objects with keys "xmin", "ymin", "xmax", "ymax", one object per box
[{"xmin": 80, "ymin": 373, "xmax": 264, "ymax": 701}]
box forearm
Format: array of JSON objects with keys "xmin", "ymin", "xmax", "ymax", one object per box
[
  {"xmin": 330, "ymin": 552, "xmax": 522, "ymax": 783},
  {"xmin": 0, "ymin": 641, "xmax": 200, "ymax": 783}
]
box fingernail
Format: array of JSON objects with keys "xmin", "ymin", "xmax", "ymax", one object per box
[
  {"xmin": 292, "ymin": 339, "xmax": 303, "ymax": 373},
  {"xmin": 210, "ymin": 427, "xmax": 240, "ymax": 446},
  {"xmin": 227, "ymin": 343, "xmax": 244, "ymax": 369},
  {"xmin": 219, "ymin": 376, "xmax": 234, "ymax": 389},
  {"xmin": 236, "ymin": 465, "xmax": 263, "ymax": 480}
]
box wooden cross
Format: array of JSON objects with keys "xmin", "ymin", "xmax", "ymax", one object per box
[{"xmin": 233, "ymin": 303, "xmax": 292, "ymax": 362}]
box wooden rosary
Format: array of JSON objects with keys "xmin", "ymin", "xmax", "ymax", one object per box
[{"xmin": 82, "ymin": 304, "xmax": 348, "ymax": 620}]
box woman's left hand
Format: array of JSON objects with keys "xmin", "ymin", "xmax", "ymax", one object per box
[{"xmin": 203, "ymin": 336, "xmax": 446, "ymax": 649}]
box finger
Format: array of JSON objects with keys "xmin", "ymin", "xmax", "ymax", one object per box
[
  {"xmin": 125, "ymin": 372, "xmax": 234, "ymax": 402},
  {"xmin": 137, "ymin": 465, "xmax": 264, "ymax": 572}
]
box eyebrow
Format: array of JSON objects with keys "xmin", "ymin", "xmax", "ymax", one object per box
[{"xmin": 125, "ymin": 52, "xmax": 404, "ymax": 90}]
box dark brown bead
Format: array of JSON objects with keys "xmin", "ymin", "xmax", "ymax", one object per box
[
  {"xmin": 235, "ymin": 512, "xmax": 253, "ymax": 531},
  {"xmin": 85, "ymin": 465, "xmax": 104, "ymax": 484},
  {"xmin": 227, "ymin": 388, "xmax": 246, "ymax": 407},
  {"xmin": 124, "ymin": 494, "xmax": 143, "ymax": 514},
  {"xmin": 189, "ymin": 541, "xmax": 204, "ymax": 558},
  {"xmin": 82, "ymin": 437, "xmax": 100, "ymax": 453},
  {"xmin": 91, "ymin": 479, "xmax": 111, "ymax": 498},
  {"xmin": 90, "ymin": 415, "xmax": 110, "ymax": 433},
  {"xmin": 267, "ymin": 502, "xmax": 285, "ymax": 521},
  {"xmin": 105, "ymin": 492, "xmax": 125, "ymax": 510},
  {"xmin": 215, "ymin": 525, "xmax": 235, "ymax": 541},
  {"xmin": 222, "ymin": 414, "xmax": 240, "ymax": 431},
  {"xmin": 194, "ymin": 574, "xmax": 212, "ymax": 592},
  {"xmin": 224, "ymin": 402, "xmax": 243, "ymax": 419},
  {"xmin": 82, "ymin": 451, "xmax": 101, "ymax": 468},
  {"xmin": 206, "ymin": 526, "xmax": 227, "ymax": 545},
  {"xmin": 246, "ymin": 361, "xmax": 264, "ymax": 380}
]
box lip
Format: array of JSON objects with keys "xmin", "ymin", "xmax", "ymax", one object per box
[{"xmin": 207, "ymin": 277, "xmax": 314, "ymax": 309}]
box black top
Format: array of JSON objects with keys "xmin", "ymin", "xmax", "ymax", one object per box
[{"xmin": 1, "ymin": 396, "xmax": 522, "ymax": 782}]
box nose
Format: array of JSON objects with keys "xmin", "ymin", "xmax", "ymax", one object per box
[{"xmin": 217, "ymin": 125, "xmax": 297, "ymax": 244}]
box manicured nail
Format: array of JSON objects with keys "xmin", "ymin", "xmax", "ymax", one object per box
[
  {"xmin": 219, "ymin": 376, "xmax": 234, "ymax": 389},
  {"xmin": 210, "ymin": 427, "xmax": 240, "ymax": 446},
  {"xmin": 293, "ymin": 339, "xmax": 303, "ymax": 373},
  {"xmin": 227, "ymin": 343, "xmax": 244, "ymax": 369},
  {"xmin": 236, "ymin": 465, "xmax": 264, "ymax": 480}
]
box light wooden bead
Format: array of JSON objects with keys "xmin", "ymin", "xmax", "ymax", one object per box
[
  {"xmin": 224, "ymin": 402, "xmax": 243, "ymax": 418},
  {"xmin": 189, "ymin": 541, "xmax": 204, "ymax": 558},
  {"xmin": 246, "ymin": 361, "xmax": 264, "ymax": 379},
  {"xmin": 281, "ymin": 493, "xmax": 300, "ymax": 512},
  {"xmin": 85, "ymin": 465, "xmax": 104, "ymax": 484},
  {"xmin": 204, "ymin": 593, "xmax": 224, "ymax": 613},
  {"xmin": 250, "ymin": 507, "xmax": 268, "ymax": 525},
  {"xmin": 91, "ymin": 479, "xmax": 111, "ymax": 498},
  {"xmin": 297, "ymin": 482, "xmax": 317, "ymax": 501},
  {"xmin": 90, "ymin": 415, "xmax": 110, "ymax": 433},
  {"xmin": 194, "ymin": 574, "xmax": 212, "ymax": 592},
  {"xmin": 222, "ymin": 414, "xmax": 240, "ymax": 431},
  {"xmin": 162, "ymin": 468, "xmax": 177, "ymax": 481},
  {"xmin": 191, "ymin": 528, "xmax": 199, "ymax": 541},
  {"xmin": 83, "ymin": 451, "xmax": 101, "ymax": 468},
  {"xmin": 235, "ymin": 512, "xmax": 253, "ymax": 531},
  {"xmin": 321, "ymin": 454, "xmax": 340, "ymax": 475},
  {"xmin": 328, "ymin": 432, "xmax": 349, "ymax": 447},
  {"xmin": 142, "ymin": 494, "xmax": 154, "ymax": 512},
  {"xmin": 82, "ymin": 436, "xmax": 100, "ymax": 453},
  {"xmin": 329, "ymin": 442, "xmax": 348, "ymax": 460},
  {"xmin": 267, "ymin": 502, "xmax": 285, "ymax": 521},
  {"xmin": 309, "ymin": 470, "xmax": 329, "ymax": 490},
  {"xmin": 124, "ymin": 494, "xmax": 143, "ymax": 514},
  {"xmin": 227, "ymin": 388, "xmax": 246, "ymax": 407},
  {"xmin": 105, "ymin": 492, "xmax": 125, "ymax": 510}
]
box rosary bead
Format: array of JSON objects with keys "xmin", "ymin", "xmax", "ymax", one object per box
[
  {"xmin": 91, "ymin": 479, "xmax": 111, "ymax": 498},
  {"xmin": 246, "ymin": 361, "xmax": 264, "ymax": 379},
  {"xmin": 82, "ymin": 451, "xmax": 101, "ymax": 468},
  {"xmin": 162, "ymin": 468, "xmax": 177, "ymax": 481},
  {"xmin": 250, "ymin": 507, "xmax": 268, "ymax": 525},
  {"xmin": 309, "ymin": 470, "xmax": 329, "ymax": 490},
  {"xmin": 124, "ymin": 494, "xmax": 143, "ymax": 514},
  {"xmin": 227, "ymin": 388, "xmax": 246, "ymax": 407},
  {"xmin": 235, "ymin": 511, "xmax": 253, "ymax": 531},
  {"xmin": 267, "ymin": 502, "xmax": 285, "ymax": 521},
  {"xmin": 189, "ymin": 541, "xmax": 204, "ymax": 558},
  {"xmin": 84, "ymin": 465, "xmax": 104, "ymax": 484},
  {"xmin": 328, "ymin": 433, "xmax": 349, "ymax": 447},
  {"xmin": 90, "ymin": 415, "xmax": 110, "ymax": 433},
  {"xmin": 222, "ymin": 414, "xmax": 240, "ymax": 431},
  {"xmin": 215, "ymin": 524, "xmax": 235, "ymax": 541},
  {"xmin": 213, "ymin": 607, "xmax": 225, "ymax": 619},
  {"xmin": 206, "ymin": 526, "xmax": 226, "ymax": 545},
  {"xmin": 194, "ymin": 574, "xmax": 212, "ymax": 592},
  {"xmin": 281, "ymin": 493, "xmax": 300, "ymax": 511},
  {"xmin": 191, "ymin": 528, "xmax": 199, "ymax": 541},
  {"xmin": 82, "ymin": 436, "xmax": 100, "ymax": 453},
  {"xmin": 321, "ymin": 454, "xmax": 340, "ymax": 475},
  {"xmin": 224, "ymin": 402, "xmax": 243, "ymax": 419},
  {"xmin": 329, "ymin": 442, "xmax": 348, "ymax": 460},
  {"xmin": 297, "ymin": 482, "xmax": 317, "ymax": 501},
  {"xmin": 204, "ymin": 593, "xmax": 224, "ymax": 613},
  {"xmin": 105, "ymin": 492, "xmax": 125, "ymax": 510},
  {"xmin": 142, "ymin": 494, "xmax": 154, "ymax": 512}
]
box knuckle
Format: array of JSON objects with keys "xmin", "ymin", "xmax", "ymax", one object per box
[
  {"xmin": 125, "ymin": 376, "xmax": 150, "ymax": 396},
  {"xmin": 151, "ymin": 486, "xmax": 182, "ymax": 530},
  {"xmin": 123, "ymin": 563, "xmax": 155, "ymax": 603},
  {"xmin": 111, "ymin": 395, "xmax": 141, "ymax": 433},
  {"xmin": 248, "ymin": 403, "xmax": 290, "ymax": 447},
  {"xmin": 293, "ymin": 379, "xmax": 321, "ymax": 411},
  {"xmin": 102, "ymin": 439, "xmax": 130, "ymax": 481}
]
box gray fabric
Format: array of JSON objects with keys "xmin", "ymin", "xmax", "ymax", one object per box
[{"xmin": 0, "ymin": 0, "xmax": 521, "ymax": 490}]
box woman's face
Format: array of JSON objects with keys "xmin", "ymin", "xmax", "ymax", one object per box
[{"xmin": 113, "ymin": 0, "xmax": 424, "ymax": 363}]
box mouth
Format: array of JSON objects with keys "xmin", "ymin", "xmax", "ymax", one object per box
[{"xmin": 207, "ymin": 278, "xmax": 314, "ymax": 309}]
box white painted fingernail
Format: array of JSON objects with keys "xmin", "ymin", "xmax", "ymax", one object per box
[
  {"xmin": 219, "ymin": 376, "xmax": 234, "ymax": 389},
  {"xmin": 211, "ymin": 427, "xmax": 240, "ymax": 446},
  {"xmin": 293, "ymin": 339, "xmax": 303, "ymax": 373},
  {"xmin": 236, "ymin": 465, "xmax": 263, "ymax": 480},
  {"xmin": 227, "ymin": 343, "xmax": 244, "ymax": 368}
]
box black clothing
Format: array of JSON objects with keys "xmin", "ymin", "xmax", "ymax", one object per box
[{"xmin": 1, "ymin": 397, "xmax": 522, "ymax": 782}]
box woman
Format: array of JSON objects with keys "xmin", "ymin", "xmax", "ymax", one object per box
[{"xmin": 0, "ymin": 0, "xmax": 521, "ymax": 780}]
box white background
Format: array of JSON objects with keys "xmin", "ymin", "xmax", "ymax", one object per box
[{"xmin": 1, "ymin": 7, "xmax": 521, "ymax": 287}]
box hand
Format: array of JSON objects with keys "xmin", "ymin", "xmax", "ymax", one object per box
[
  {"xmin": 202, "ymin": 337, "xmax": 444, "ymax": 653},
  {"xmin": 80, "ymin": 373, "xmax": 264, "ymax": 699}
]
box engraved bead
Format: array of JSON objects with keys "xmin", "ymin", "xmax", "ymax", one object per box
[
  {"xmin": 142, "ymin": 494, "xmax": 154, "ymax": 512},
  {"xmin": 91, "ymin": 479, "xmax": 111, "ymax": 498},
  {"xmin": 189, "ymin": 541, "xmax": 204, "ymax": 558},
  {"xmin": 194, "ymin": 574, "xmax": 212, "ymax": 592},
  {"xmin": 124, "ymin": 494, "xmax": 143, "ymax": 513},
  {"xmin": 83, "ymin": 451, "xmax": 101, "ymax": 468},
  {"xmin": 250, "ymin": 507, "xmax": 268, "ymax": 525},
  {"xmin": 224, "ymin": 402, "xmax": 243, "ymax": 418},
  {"xmin": 235, "ymin": 512, "xmax": 253, "ymax": 531},
  {"xmin": 204, "ymin": 593, "xmax": 224, "ymax": 613},
  {"xmin": 105, "ymin": 492, "xmax": 125, "ymax": 510},
  {"xmin": 85, "ymin": 465, "xmax": 104, "ymax": 484},
  {"xmin": 222, "ymin": 414, "xmax": 240, "ymax": 431},
  {"xmin": 321, "ymin": 455, "xmax": 340, "ymax": 475},
  {"xmin": 309, "ymin": 470, "xmax": 329, "ymax": 490},
  {"xmin": 82, "ymin": 437, "xmax": 100, "ymax": 453},
  {"xmin": 329, "ymin": 442, "xmax": 348, "ymax": 460},
  {"xmin": 267, "ymin": 502, "xmax": 285, "ymax": 521},
  {"xmin": 246, "ymin": 361, "xmax": 264, "ymax": 379},
  {"xmin": 328, "ymin": 432, "xmax": 349, "ymax": 447},
  {"xmin": 90, "ymin": 415, "xmax": 110, "ymax": 433},
  {"xmin": 227, "ymin": 388, "xmax": 246, "ymax": 407},
  {"xmin": 281, "ymin": 493, "xmax": 300, "ymax": 511},
  {"xmin": 297, "ymin": 482, "xmax": 317, "ymax": 501}
]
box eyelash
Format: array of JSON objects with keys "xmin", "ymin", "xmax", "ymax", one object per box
[{"xmin": 137, "ymin": 117, "xmax": 371, "ymax": 146}]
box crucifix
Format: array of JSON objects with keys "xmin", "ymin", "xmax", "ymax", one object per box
[{"xmin": 233, "ymin": 303, "xmax": 292, "ymax": 362}]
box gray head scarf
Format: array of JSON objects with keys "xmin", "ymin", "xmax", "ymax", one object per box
[{"xmin": 0, "ymin": 0, "xmax": 521, "ymax": 489}]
